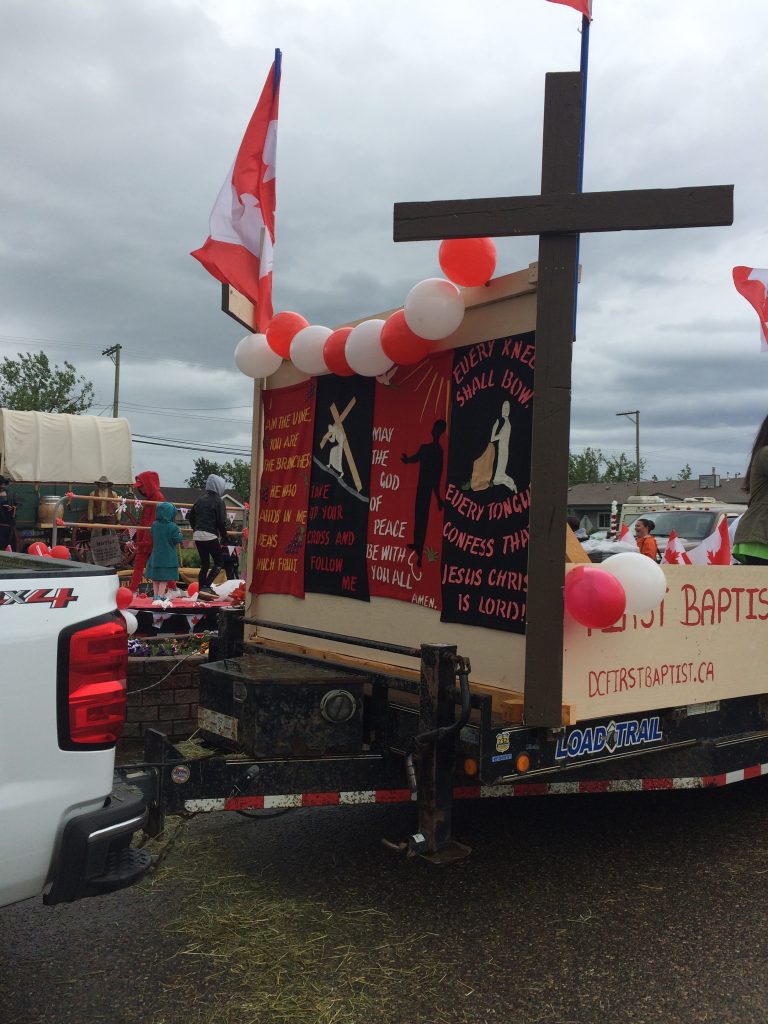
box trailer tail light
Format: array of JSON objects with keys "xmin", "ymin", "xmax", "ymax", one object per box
[
  {"xmin": 515, "ymin": 752, "xmax": 531, "ymax": 774},
  {"xmin": 65, "ymin": 618, "xmax": 128, "ymax": 747}
]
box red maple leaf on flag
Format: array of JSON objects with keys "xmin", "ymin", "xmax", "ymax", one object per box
[{"xmin": 688, "ymin": 518, "xmax": 731, "ymax": 566}]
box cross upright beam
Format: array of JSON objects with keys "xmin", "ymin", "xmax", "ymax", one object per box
[{"xmin": 393, "ymin": 70, "xmax": 733, "ymax": 728}]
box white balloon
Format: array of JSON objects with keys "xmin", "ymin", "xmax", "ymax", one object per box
[
  {"xmin": 121, "ymin": 609, "xmax": 138, "ymax": 635},
  {"xmin": 404, "ymin": 278, "xmax": 465, "ymax": 341},
  {"xmin": 345, "ymin": 319, "xmax": 393, "ymax": 377},
  {"xmin": 601, "ymin": 552, "xmax": 666, "ymax": 614},
  {"xmin": 290, "ymin": 325, "xmax": 333, "ymax": 375},
  {"xmin": 234, "ymin": 333, "xmax": 282, "ymax": 378}
]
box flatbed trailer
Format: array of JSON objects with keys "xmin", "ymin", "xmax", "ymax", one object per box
[
  {"xmin": 132, "ymin": 66, "xmax": 755, "ymax": 860},
  {"xmin": 133, "ymin": 264, "xmax": 768, "ymax": 859}
]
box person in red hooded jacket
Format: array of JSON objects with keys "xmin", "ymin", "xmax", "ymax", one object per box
[{"xmin": 129, "ymin": 470, "xmax": 165, "ymax": 591}]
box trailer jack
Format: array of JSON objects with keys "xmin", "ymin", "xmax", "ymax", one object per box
[{"xmin": 383, "ymin": 644, "xmax": 472, "ymax": 864}]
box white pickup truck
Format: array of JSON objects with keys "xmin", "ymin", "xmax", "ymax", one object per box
[
  {"xmin": 0, "ymin": 551, "xmax": 150, "ymax": 908},
  {"xmin": 618, "ymin": 495, "xmax": 745, "ymax": 553}
]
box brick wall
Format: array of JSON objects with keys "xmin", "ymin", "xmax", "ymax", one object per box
[{"xmin": 124, "ymin": 655, "xmax": 205, "ymax": 740}]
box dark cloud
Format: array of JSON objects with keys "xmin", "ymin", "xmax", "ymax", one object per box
[{"xmin": 1, "ymin": 0, "xmax": 766, "ymax": 484}]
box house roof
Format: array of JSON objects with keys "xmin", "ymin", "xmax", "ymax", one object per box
[{"xmin": 568, "ymin": 478, "xmax": 748, "ymax": 506}]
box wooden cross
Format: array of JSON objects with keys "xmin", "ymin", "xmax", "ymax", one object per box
[
  {"xmin": 320, "ymin": 399, "xmax": 363, "ymax": 492},
  {"xmin": 393, "ymin": 71, "xmax": 733, "ymax": 728}
]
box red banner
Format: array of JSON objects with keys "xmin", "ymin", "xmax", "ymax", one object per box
[
  {"xmin": 367, "ymin": 355, "xmax": 452, "ymax": 609},
  {"xmin": 250, "ymin": 380, "xmax": 315, "ymax": 596}
]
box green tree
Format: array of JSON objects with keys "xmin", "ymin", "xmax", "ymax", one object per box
[
  {"xmin": 0, "ymin": 351, "xmax": 94, "ymax": 414},
  {"xmin": 602, "ymin": 452, "xmax": 646, "ymax": 483},
  {"xmin": 186, "ymin": 456, "xmax": 251, "ymax": 498},
  {"xmin": 677, "ymin": 463, "xmax": 692, "ymax": 480},
  {"xmin": 220, "ymin": 458, "xmax": 251, "ymax": 499},
  {"xmin": 568, "ymin": 447, "xmax": 604, "ymax": 485},
  {"xmin": 186, "ymin": 458, "xmax": 226, "ymax": 489}
]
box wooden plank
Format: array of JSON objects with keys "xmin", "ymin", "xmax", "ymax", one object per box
[
  {"xmin": 222, "ymin": 283, "xmax": 256, "ymax": 331},
  {"xmin": 565, "ymin": 525, "xmax": 591, "ymax": 564},
  {"xmin": 393, "ymin": 185, "xmax": 734, "ymax": 242},
  {"xmin": 501, "ymin": 698, "xmax": 575, "ymax": 727},
  {"xmin": 250, "ymin": 637, "xmax": 522, "ymax": 717}
]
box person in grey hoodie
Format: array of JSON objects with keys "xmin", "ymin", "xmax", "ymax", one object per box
[{"xmin": 188, "ymin": 474, "xmax": 230, "ymax": 591}]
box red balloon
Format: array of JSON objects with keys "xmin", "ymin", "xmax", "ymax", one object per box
[
  {"xmin": 323, "ymin": 327, "xmax": 354, "ymax": 376},
  {"xmin": 438, "ymin": 237, "xmax": 497, "ymax": 288},
  {"xmin": 187, "ymin": 582, "xmax": 199, "ymax": 598},
  {"xmin": 564, "ymin": 565, "xmax": 626, "ymax": 629},
  {"xmin": 265, "ymin": 311, "xmax": 309, "ymax": 359},
  {"xmin": 49, "ymin": 545, "xmax": 71, "ymax": 560},
  {"xmin": 380, "ymin": 309, "xmax": 431, "ymax": 365},
  {"xmin": 116, "ymin": 586, "xmax": 134, "ymax": 609},
  {"xmin": 27, "ymin": 542, "xmax": 49, "ymax": 556}
]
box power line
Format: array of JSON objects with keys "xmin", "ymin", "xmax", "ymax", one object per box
[
  {"xmin": 132, "ymin": 433, "xmax": 251, "ymax": 456},
  {"xmin": 133, "ymin": 439, "xmax": 251, "ymax": 455},
  {"xmin": 132, "ymin": 430, "xmax": 250, "ymax": 447},
  {"xmin": 118, "ymin": 401, "xmax": 253, "ymax": 412},
  {"xmin": 115, "ymin": 404, "xmax": 251, "ymax": 427}
]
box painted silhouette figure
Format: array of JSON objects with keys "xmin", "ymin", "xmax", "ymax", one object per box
[
  {"xmin": 401, "ymin": 419, "xmax": 446, "ymax": 567},
  {"xmin": 490, "ymin": 400, "xmax": 517, "ymax": 492},
  {"xmin": 326, "ymin": 422, "xmax": 346, "ymax": 478}
]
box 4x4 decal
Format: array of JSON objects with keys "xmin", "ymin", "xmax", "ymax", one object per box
[{"xmin": 0, "ymin": 588, "xmax": 79, "ymax": 609}]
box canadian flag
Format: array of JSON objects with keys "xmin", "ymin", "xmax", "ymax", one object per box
[
  {"xmin": 732, "ymin": 267, "xmax": 768, "ymax": 352},
  {"xmin": 545, "ymin": 0, "xmax": 592, "ymax": 18},
  {"xmin": 662, "ymin": 529, "xmax": 692, "ymax": 565},
  {"xmin": 687, "ymin": 518, "xmax": 731, "ymax": 566},
  {"xmin": 617, "ymin": 524, "xmax": 635, "ymax": 546},
  {"xmin": 191, "ymin": 52, "xmax": 281, "ymax": 331}
]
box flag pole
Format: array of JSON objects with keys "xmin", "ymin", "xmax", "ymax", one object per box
[
  {"xmin": 578, "ymin": 15, "xmax": 590, "ymax": 191},
  {"xmin": 273, "ymin": 48, "xmax": 282, "ymax": 97},
  {"xmin": 572, "ymin": 10, "xmax": 591, "ymax": 334}
]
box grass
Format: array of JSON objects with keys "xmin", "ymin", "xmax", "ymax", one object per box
[{"xmin": 145, "ymin": 825, "xmax": 465, "ymax": 1024}]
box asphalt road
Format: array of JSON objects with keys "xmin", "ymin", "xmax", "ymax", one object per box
[{"xmin": 3, "ymin": 779, "xmax": 768, "ymax": 1024}]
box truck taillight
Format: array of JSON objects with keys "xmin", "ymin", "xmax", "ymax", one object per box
[{"xmin": 66, "ymin": 618, "xmax": 128, "ymax": 746}]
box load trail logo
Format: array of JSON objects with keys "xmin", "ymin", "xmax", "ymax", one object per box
[
  {"xmin": 555, "ymin": 716, "xmax": 663, "ymax": 761},
  {"xmin": 0, "ymin": 588, "xmax": 79, "ymax": 609}
]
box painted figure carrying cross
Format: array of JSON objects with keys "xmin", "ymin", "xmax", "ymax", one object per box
[
  {"xmin": 319, "ymin": 398, "xmax": 363, "ymax": 492},
  {"xmin": 393, "ymin": 71, "xmax": 733, "ymax": 728}
]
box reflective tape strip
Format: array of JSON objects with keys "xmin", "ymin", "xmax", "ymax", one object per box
[{"xmin": 181, "ymin": 760, "xmax": 768, "ymax": 815}]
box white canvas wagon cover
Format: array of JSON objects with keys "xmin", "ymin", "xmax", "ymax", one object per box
[{"xmin": 0, "ymin": 409, "xmax": 133, "ymax": 483}]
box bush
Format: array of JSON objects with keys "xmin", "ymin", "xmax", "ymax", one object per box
[{"xmin": 181, "ymin": 547, "xmax": 200, "ymax": 568}]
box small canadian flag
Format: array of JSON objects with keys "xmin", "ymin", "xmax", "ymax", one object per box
[
  {"xmin": 617, "ymin": 524, "xmax": 635, "ymax": 545},
  {"xmin": 687, "ymin": 518, "xmax": 732, "ymax": 566},
  {"xmin": 545, "ymin": 0, "xmax": 592, "ymax": 19},
  {"xmin": 663, "ymin": 529, "xmax": 692, "ymax": 565},
  {"xmin": 732, "ymin": 267, "xmax": 768, "ymax": 352}
]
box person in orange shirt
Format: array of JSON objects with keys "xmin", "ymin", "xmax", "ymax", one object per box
[{"xmin": 634, "ymin": 518, "xmax": 659, "ymax": 561}]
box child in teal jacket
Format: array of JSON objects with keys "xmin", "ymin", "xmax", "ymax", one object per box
[{"xmin": 146, "ymin": 502, "xmax": 183, "ymax": 597}]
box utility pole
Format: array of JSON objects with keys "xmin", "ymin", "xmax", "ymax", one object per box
[
  {"xmin": 102, "ymin": 344, "xmax": 122, "ymax": 417},
  {"xmin": 616, "ymin": 409, "xmax": 640, "ymax": 489}
]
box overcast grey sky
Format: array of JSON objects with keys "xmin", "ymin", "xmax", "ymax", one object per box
[{"xmin": 2, "ymin": 0, "xmax": 766, "ymax": 486}]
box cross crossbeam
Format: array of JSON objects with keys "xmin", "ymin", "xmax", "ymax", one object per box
[{"xmin": 394, "ymin": 185, "xmax": 734, "ymax": 241}]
